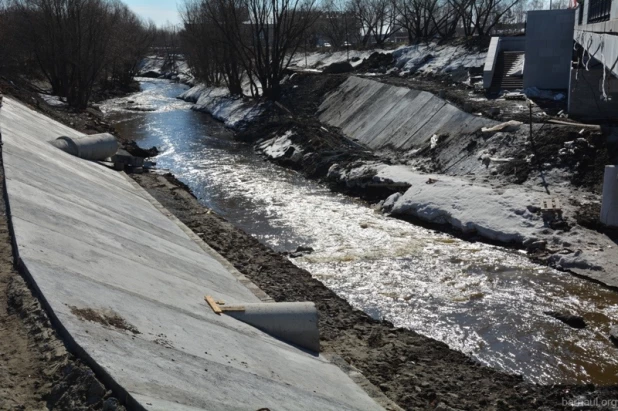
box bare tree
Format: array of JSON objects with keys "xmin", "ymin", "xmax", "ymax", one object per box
[
  {"xmin": 106, "ymin": 5, "xmax": 155, "ymax": 88},
  {"xmin": 182, "ymin": 0, "xmax": 319, "ymax": 100},
  {"xmin": 450, "ymin": 0, "xmax": 520, "ymax": 36},
  {"xmin": 11, "ymin": 0, "xmax": 151, "ymax": 108},
  {"xmin": 320, "ymin": 0, "xmax": 356, "ymax": 48},
  {"xmin": 350, "ymin": 0, "xmax": 398, "ymax": 46},
  {"xmin": 394, "ymin": 0, "xmax": 440, "ymax": 43},
  {"xmin": 432, "ymin": 0, "xmax": 459, "ymax": 39}
]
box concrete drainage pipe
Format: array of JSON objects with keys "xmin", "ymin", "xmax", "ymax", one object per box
[
  {"xmin": 225, "ymin": 302, "xmax": 320, "ymax": 353},
  {"xmin": 50, "ymin": 133, "xmax": 119, "ymax": 161}
]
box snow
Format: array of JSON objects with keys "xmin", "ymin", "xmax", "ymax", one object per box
[
  {"xmin": 523, "ymin": 87, "xmax": 566, "ymax": 101},
  {"xmin": 289, "ymin": 42, "xmax": 486, "ymax": 76},
  {"xmin": 39, "ymin": 94, "xmax": 67, "ymax": 107},
  {"xmin": 507, "ymin": 54, "xmax": 525, "ymax": 77},
  {"xmin": 138, "ymin": 56, "xmax": 195, "ymax": 85},
  {"xmin": 327, "ymin": 162, "xmax": 617, "ymax": 277},
  {"xmin": 178, "ymin": 84, "xmax": 263, "ymax": 129},
  {"xmin": 138, "ymin": 56, "xmax": 165, "ymax": 75},
  {"xmin": 392, "ymin": 43, "xmax": 486, "ymax": 75},
  {"xmin": 258, "ymin": 131, "xmax": 298, "ymax": 158},
  {"xmin": 289, "ymin": 49, "xmax": 389, "ymax": 70},
  {"xmin": 374, "ymin": 164, "xmax": 541, "ymax": 244}
]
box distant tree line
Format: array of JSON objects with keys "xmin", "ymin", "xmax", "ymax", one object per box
[
  {"xmin": 179, "ymin": 0, "xmax": 555, "ymax": 100},
  {"xmin": 180, "ymin": 0, "xmax": 319, "ymax": 100},
  {"xmin": 0, "ymin": 0, "xmax": 155, "ymax": 109}
]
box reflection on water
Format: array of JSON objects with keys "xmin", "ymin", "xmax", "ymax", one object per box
[{"xmin": 102, "ymin": 78, "xmax": 618, "ymax": 385}]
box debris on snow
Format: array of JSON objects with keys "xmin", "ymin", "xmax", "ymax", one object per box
[{"xmin": 481, "ymin": 120, "xmax": 523, "ymax": 134}]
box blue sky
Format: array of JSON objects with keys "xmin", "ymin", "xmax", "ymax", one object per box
[{"xmin": 125, "ymin": 0, "xmax": 181, "ymax": 27}]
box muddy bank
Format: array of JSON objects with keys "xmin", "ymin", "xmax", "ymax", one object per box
[
  {"xmin": 132, "ymin": 170, "xmax": 618, "ymax": 410},
  {"xmin": 0, "ymin": 133, "xmax": 126, "ymax": 410}
]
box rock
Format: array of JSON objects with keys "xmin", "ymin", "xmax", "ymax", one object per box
[
  {"xmin": 527, "ymin": 205, "xmax": 541, "ymax": 213},
  {"xmin": 485, "ymin": 107, "xmax": 501, "ymax": 117},
  {"xmin": 529, "ymin": 240, "xmax": 547, "ymax": 251},
  {"xmin": 86, "ymin": 107, "xmax": 104, "ymax": 119},
  {"xmin": 102, "ymin": 398, "xmax": 121, "ymax": 411},
  {"xmin": 358, "ymin": 52, "xmax": 394, "ymax": 71},
  {"xmin": 86, "ymin": 379, "xmax": 106, "ymax": 404},
  {"xmin": 544, "ymin": 311, "xmax": 587, "ymax": 329},
  {"xmin": 609, "ymin": 325, "xmax": 618, "ymax": 345},
  {"xmin": 381, "ymin": 192, "xmax": 402, "ymax": 213},
  {"xmin": 140, "ymin": 70, "xmax": 160, "ymax": 78},
  {"xmin": 322, "ymin": 61, "xmax": 353, "ymax": 74},
  {"xmin": 295, "ymin": 245, "xmax": 314, "ymax": 254},
  {"xmin": 435, "ymin": 402, "xmax": 464, "ymax": 411},
  {"xmin": 123, "ymin": 141, "xmax": 159, "ymax": 158}
]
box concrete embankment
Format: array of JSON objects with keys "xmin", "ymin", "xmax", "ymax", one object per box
[
  {"xmin": 0, "ymin": 97, "xmax": 386, "ymax": 410},
  {"xmin": 318, "ymin": 76, "xmax": 494, "ymax": 153}
]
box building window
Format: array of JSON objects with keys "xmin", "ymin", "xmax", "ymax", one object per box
[
  {"xmin": 579, "ymin": 1, "xmax": 585, "ymax": 24},
  {"xmin": 587, "ymin": 0, "xmax": 611, "ymax": 23}
]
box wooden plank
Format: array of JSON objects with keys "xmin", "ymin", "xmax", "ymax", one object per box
[
  {"xmin": 204, "ymin": 295, "xmax": 222, "ymax": 314},
  {"xmin": 547, "ymin": 119, "xmax": 601, "ymax": 130},
  {"xmin": 541, "ymin": 198, "xmax": 561, "ymax": 210}
]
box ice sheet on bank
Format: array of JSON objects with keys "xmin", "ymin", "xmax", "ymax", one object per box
[
  {"xmin": 178, "ymin": 85, "xmax": 263, "ymax": 129},
  {"xmin": 39, "ymin": 94, "xmax": 67, "ymax": 107},
  {"xmin": 327, "ymin": 162, "xmax": 618, "ymax": 280},
  {"xmin": 289, "ymin": 42, "xmax": 486, "ymax": 76},
  {"xmin": 258, "ymin": 131, "xmax": 301, "ymax": 159}
]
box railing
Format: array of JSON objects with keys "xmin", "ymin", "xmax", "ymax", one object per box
[
  {"xmin": 579, "ymin": 1, "xmax": 585, "ymax": 24},
  {"xmin": 588, "ymin": 0, "xmax": 612, "ymax": 23}
]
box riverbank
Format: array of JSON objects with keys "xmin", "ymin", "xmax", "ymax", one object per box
[
  {"xmin": 7, "ymin": 76, "xmax": 618, "ymax": 409},
  {"xmin": 133, "ymin": 170, "xmax": 618, "ymax": 410},
  {"xmin": 179, "ymin": 70, "xmax": 618, "ymax": 289}
]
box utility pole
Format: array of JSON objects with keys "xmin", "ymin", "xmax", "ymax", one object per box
[{"xmin": 345, "ymin": 12, "xmax": 350, "ymax": 62}]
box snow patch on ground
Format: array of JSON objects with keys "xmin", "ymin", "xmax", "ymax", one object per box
[
  {"xmin": 39, "ymin": 94, "xmax": 67, "ymax": 107},
  {"xmin": 290, "ymin": 49, "xmax": 390, "ymax": 70},
  {"xmin": 289, "ymin": 43, "xmax": 485, "ymax": 76},
  {"xmin": 507, "ymin": 54, "xmax": 525, "ymax": 77},
  {"xmin": 258, "ymin": 131, "xmax": 298, "ymax": 159},
  {"xmin": 327, "ymin": 162, "xmax": 617, "ymax": 277},
  {"xmin": 178, "ymin": 84, "xmax": 262, "ymax": 129},
  {"xmin": 138, "ymin": 56, "xmax": 194, "ymax": 85},
  {"xmin": 392, "ymin": 44, "xmax": 486, "ymax": 75}
]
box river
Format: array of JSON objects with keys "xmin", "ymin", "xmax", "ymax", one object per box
[{"xmin": 101, "ymin": 78, "xmax": 618, "ymax": 386}]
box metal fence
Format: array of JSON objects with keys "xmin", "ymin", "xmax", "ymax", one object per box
[{"xmin": 588, "ymin": 0, "xmax": 612, "ymax": 23}]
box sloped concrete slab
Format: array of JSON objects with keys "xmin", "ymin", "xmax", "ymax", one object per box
[
  {"xmin": 0, "ymin": 98, "xmax": 384, "ymax": 411},
  {"xmin": 319, "ymin": 77, "xmax": 495, "ymax": 152}
]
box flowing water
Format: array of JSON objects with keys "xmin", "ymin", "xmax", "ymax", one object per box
[{"xmin": 102, "ymin": 78, "xmax": 618, "ymax": 386}]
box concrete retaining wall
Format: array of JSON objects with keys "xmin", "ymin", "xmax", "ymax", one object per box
[
  {"xmin": 524, "ymin": 9, "xmax": 575, "ymax": 90},
  {"xmin": 569, "ymin": 63, "xmax": 618, "ymax": 120},
  {"xmin": 318, "ymin": 76, "xmax": 493, "ymax": 152},
  {"xmin": 483, "ymin": 37, "xmax": 526, "ymax": 88}
]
